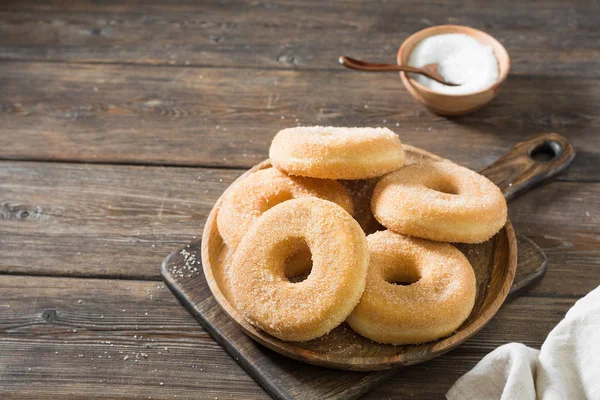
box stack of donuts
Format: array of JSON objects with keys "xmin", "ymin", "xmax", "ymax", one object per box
[{"xmin": 214, "ymin": 126, "xmax": 507, "ymax": 345}]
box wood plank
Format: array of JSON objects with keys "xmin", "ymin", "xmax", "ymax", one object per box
[
  {"xmin": 0, "ymin": 0, "xmax": 597, "ymax": 78},
  {"xmin": 0, "ymin": 161, "xmax": 240, "ymax": 278},
  {"xmin": 1, "ymin": 162, "xmax": 598, "ymax": 298},
  {"xmin": 509, "ymin": 186, "xmax": 600, "ymax": 298},
  {"xmin": 0, "ymin": 275, "xmax": 266, "ymax": 400},
  {"xmin": 0, "ymin": 275, "xmax": 580, "ymax": 399},
  {"xmin": 0, "ymin": 62, "xmax": 599, "ymax": 179}
]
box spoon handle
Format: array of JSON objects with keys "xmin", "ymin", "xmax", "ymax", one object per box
[{"xmin": 339, "ymin": 56, "xmax": 422, "ymax": 73}]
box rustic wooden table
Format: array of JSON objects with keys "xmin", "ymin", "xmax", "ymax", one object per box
[{"xmin": 1, "ymin": 1, "xmax": 598, "ymax": 399}]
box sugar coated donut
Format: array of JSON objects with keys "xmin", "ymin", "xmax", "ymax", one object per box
[
  {"xmin": 217, "ymin": 167, "xmax": 353, "ymax": 249},
  {"xmin": 269, "ymin": 126, "xmax": 405, "ymax": 179},
  {"xmin": 371, "ymin": 161, "xmax": 507, "ymax": 243},
  {"xmin": 230, "ymin": 197, "xmax": 369, "ymax": 342},
  {"xmin": 347, "ymin": 230, "xmax": 476, "ymax": 344}
]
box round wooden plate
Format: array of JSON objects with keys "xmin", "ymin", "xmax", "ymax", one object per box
[{"xmin": 201, "ymin": 134, "xmax": 574, "ymax": 371}]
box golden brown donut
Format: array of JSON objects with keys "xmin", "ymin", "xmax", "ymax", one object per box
[
  {"xmin": 217, "ymin": 167, "xmax": 353, "ymax": 249},
  {"xmin": 230, "ymin": 198, "xmax": 369, "ymax": 342},
  {"xmin": 347, "ymin": 230, "xmax": 476, "ymax": 344},
  {"xmin": 269, "ymin": 126, "xmax": 405, "ymax": 179},
  {"xmin": 371, "ymin": 161, "xmax": 507, "ymax": 243}
]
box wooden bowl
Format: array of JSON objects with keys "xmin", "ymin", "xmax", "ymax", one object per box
[
  {"xmin": 201, "ymin": 145, "xmax": 517, "ymax": 371},
  {"xmin": 397, "ymin": 25, "xmax": 510, "ymax": 116}
]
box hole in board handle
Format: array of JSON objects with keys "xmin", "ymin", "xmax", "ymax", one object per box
[{"xmin": 529, "ymin": 140, "xmax": 563, "ymax": 162}]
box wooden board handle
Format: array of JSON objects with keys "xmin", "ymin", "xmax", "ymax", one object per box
[{"xmin": 480, "ymin": 133, "xmax": 575, "ymax": 201}]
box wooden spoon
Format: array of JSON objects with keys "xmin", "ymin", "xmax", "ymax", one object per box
[{"xmin": 339, "ymin": 55, "xmax": 459, "ymax": 86}]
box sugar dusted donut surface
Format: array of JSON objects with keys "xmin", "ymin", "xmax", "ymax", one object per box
[
  {"xmin": 371, "ymin": 160, "xmax": 507, "ymax": 243},
  {"xmin": 347, "ymin": 230, "xmax": 476, "ymax": 344},
  {"xmin": 217, "ymin": 167, "xmax": 353, "ymax": 249},
  {"xmin": 229, "ymin": 198, "xmax": 369, "ymax": 342},
  {"xmin": 269, "ymin": 126, "xmax": 405, "ymax": 179}
]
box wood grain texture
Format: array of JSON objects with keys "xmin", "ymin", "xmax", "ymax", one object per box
[
  {"xmin": 0, "ymin": 275, "xmax": 266, "ymax": 400},
  {"xmin": 0, "ymin": 0, "xmax": 597, "ymax": 399},
  {"xmin": 0, "ymin": 161, "xmax": 240, "ymax": 278},
  {"xmin": 0, "ymin": 61, "xmax": 598, "ymax": 179},
  {"xmin": 481, "ymin": 133, "xmax": 575, "ymax": 201},
  {"xmin": 0, "ymin": 274, "xmax": 573, "ymax": 400},
  {"xmin": 0, "ymin": 0, "xmax": 597, "ymax": 78},
  {"xmin": 162, "ymin": 234, "xmax": 542, "ymax": 399},
  {"xmin": 508, "ymin": 185, "xmax": 600, "ymax": 298},
  {"xmin": 508, "ymin": 235, "xmax": 547, "ymax": 296},
  {"xmin": 2, "ymin": 161, "xmax": 598, "ymax": 299}
]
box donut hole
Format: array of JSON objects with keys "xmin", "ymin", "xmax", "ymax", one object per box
[
  {"xmin": 385, "ymin": 264, "xmax": 421, "ymax": 286},
  {"xmin": 283, "ymin": 239, "xmax": 313, "ymax": 283},
  {"xmin": 425, "ymin": 178, "xmax": 459, "ymax": 195}
]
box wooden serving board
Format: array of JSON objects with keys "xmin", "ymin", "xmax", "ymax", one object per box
[
  {"xmin": 162, "ymin": 234, "xmax": 545, "ymax": 400},
  {"xmin": 162, "ymin": 133, "xmax": 573, "ymax": 399}
]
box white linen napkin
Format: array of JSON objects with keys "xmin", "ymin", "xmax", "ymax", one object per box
[{"xmin": 447, "ymin": 286, "xmax": 600, "ymax": 400}]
